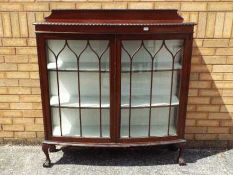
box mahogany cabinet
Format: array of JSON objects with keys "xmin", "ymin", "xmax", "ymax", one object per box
[{"xmin": 34, "ymin": 9, "xmax": 195, "ymax": 167}]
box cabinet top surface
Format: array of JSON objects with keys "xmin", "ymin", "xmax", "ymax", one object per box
[{"xmin": 34, "ymin": 9, "xmax": 196, "ymax": 26}]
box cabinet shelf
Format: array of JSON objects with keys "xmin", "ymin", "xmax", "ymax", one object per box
[
  {"xmin": 47, "ymin": 61, "xmax": 181, "ymax": 72},
  {"xmin": 50, "ymin": 95, "xmax": 179, "ymax": 109}
]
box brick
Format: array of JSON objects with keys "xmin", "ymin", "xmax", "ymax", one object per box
[
  {"xmin": 214, "ymin": 81, "xmax": 233, "ymax": 89},
  {"xmin": 76, "ymin": 3, "xmax": 101, "ymax": 9},
  {"xmin": 197, "ymin": 105, "xmax": 220, "ymax": 112},
  {"xmin": 220, "ymin": 105, "xmax": 233, "ymax": 112},
  {"xmin": 2, "ymin": 38, "xmax": 27, "ymax": 47},
  {"xmin": 188, "ymin": 97, "xmax": 210, "ymax": 104},
  {"xmin": 20, "ymin": 95, "xmax": 41, "ymax": 102},
  {"xmin": 211, "ymin": 97, "xmax": 233, "ymax": 105},
  {"xmin": 2, "ymin": 13, "xmax": 11, "ymax": 37},
  {"xmin": 187, "ymin": 105, "xmax": 196, "ymax": 112},
  {"xmin": 209, "ymin": 112, "xmax": 233, "ymax": 120},
  {"xmin": 0, "ymin": 87, "xmax": 7, "ymax": 94},
  {"xmin": 208, "ymin": 2, "xmax": 233, "ymax": 11},
  {"xmin": 0, "ymin": 3, "xmax": 23, "ymax": 11},
  {"xmin": 185, "ymin": 127, "xmax": 207, "ymax": 134},
  {"xmin": 8, "ymin": 87, "xmax": 31, "ymax": 94},
  {"xmin": 189, "ymin": 81, "xmax": 211, "ymax": 89},
  {"xmin": 191, "ymin": 56, "xmax": 202, "ymax": 64},
  {"xmin": 0, "ymin": 132, "xmax": 13, "ymax": 138},
  {"xmin": 36, "ymin": 132, "xmax": 44, "ymax": 138},
  {"xmin": 35, "ymin": 12, "xmax": 44, "ymax": 23},
  {"xmin": 24, "ymin": 3, "xmax": 49, "ymax": 11},
  {"xmin": 18, "ymin": 64, "xmax": 38, "ymax": 71},
  {"xmin": 30, "ymin": 72, "xmax": 39, "ymax": 79},
  {"xmin": 199, "ymin": 89, "xmax": 221, "ymax": 96},
  {"xmin": 19, "ymin": 12, "xmax": 28, "ymax": 37},
  {"xmin": 10, "ymin": 12, "xmax": 20, "ymax": 37},
  {"xmin": 6, "ymin": 72, "xmax": 29, "ymax": 79},
  {"xmin": 0, "ymin": 95, "xmax": 19, "ymax": 102},
  {"xmin": 128, "ymin": 2, "xmax": 154, "ymax": 9},
  {"xmin": 188, "ymin": 89, "xmax": 198, "ymax": 96},
  {"xmin": 28, "ymin": 55, "xmax": 38, "ymax": 63},
  {"xmin": 199, "ymin": 73, "xmax": 223, "ymax": 81},
  {"xmin": 197, "ymin": 120, "xmax": 219, "ymax": 127},
  {"xmin": 19, "ymin": 79, "xmax": 40, "ymax": 87},
  {"xmin": 221, "ymin": 120, "xmax": 233, "ymax": 127},
  {"xmin": 25, "ymin": 124, "xmax": 43, "ymax": 132},
  {"xmin": 219, "ymin": 134, "xmax": 233, "ymax": 140},
  {"xmin": 4, "ymin": 55, "xmax": 28, "ymax": 63},
  {"xmin": 187, "ymin": 112, "xmax": 208, "ymax": 119},
  {"xmin": 203, "ymin": 40, "xmax": 228, "ymax": 48},
  {"xmin": 3, "ymin": 124, "xmax": 24, "ymax": 131},
  {"xmin": 10, "ymin": 103, "xmax": 33, "ymax": 110},
  {"xmin": 0, "ymin": 48, "xmax": 15, "ymax": 55},
  {"xmin": 223, "ymin": 12, "xmax": 233, "ymax": 38},
  {"xmin": 0, "ymin": 64, "xmax": 17, "ymax": 71},
  {"xmin": 50, "ymin": 2, "xmax": 75, "ymax": 9},
  {"xmin": 191, "ymin": 65, "xmax": 212, "ymax": 73},
  {"xmin": 222, "ymin": 90, "xmax": 233, "ymax": 96},
  {"xmin": 14, "ymin": 132, "xmax": 36, "ymax": 138},
  {"xmin": 185, "ymin": 119, "xmax": 196, "ymax": 126},
  {"xmin": 184, "ymin": 134, "xmax": 194, "ymax": 140},
  {"xmin": 0, "ymin": 103, "xmax": 9, "ymax": 109},
  {"xmin": 208, "ymin": 127, "xmax": 229, "ymax": 134},
  {"xmin": 13, "ymin": 118, "xmax": 34, "ymax": 124},
  {"xmin": 197, "ymin": 12, "xmax": 207, "ymax": 38},
  {"xmin": 0, "ymin": 118, "xmax": 12, "ymax": 124},
  {"xmin": 35, "ymin": 118, "xmax": 43, "ymax": 124},
  {"xmin": 193, "ymin": 48, "xmax": 215, "ymax": 56},
  {"xmin": 0, "ymin": 110, "xmax": 22, "ymax": 117},
  {"xmin": 181, "ymin": 2, "xmax": 207, "ymax": 11},
  {"xmin": 32, "ymin": 103, "xmax": 42, "ymax": 110},
  {"xmin": 212, "ymin": 65, "xmax": 233, "ymax": 72},
  {"xmin": 0, "ymin": 13, "xmax": 3, "ymax": 37},
  {"xmin": 0, "ymin": 79, "xmax": 18, "ymax": 87},
  {"xmin": 190, "ymin": 73, "xmax": 199, "ymax": 80},
  {"xmin": 216, "ymin": 48, "xmax": 233, "ymax": 56},
  {"xmin": 214, "ymin": 13, "xmax": 224, "ymax": 38},
  {"xmin": 154, "ymin": 2, "xmax": 180, "ymax": 10},
  {"xmin": 102, "ymin": 2, "xmax": 127, "ymax": 9},
  {"xmin": 16, "ymin": 47, "xmax": 37, "ymax": 55},
  {"xmin": 227, "ymin": 56, "xmax": 233, "ymax": 64},
  {"xmin": 202, "ymin": 56, "xmax": 227, "ymax": 64},
  {"xmin": 195, "ymin": 134, "xmax": 218, "ymax": 140},
  {"xmin": 205, "ymin": 12, "xmax": 216, "ymax": 38},
  {"xmin": 23, "ymin": 110, "xmax": 42, "ymax": 118},
  {"xmin": 27, "ymin": 12, "xmax": 35, "ymax": 38},
  {"xmin": 190, "ymin": 12, "xmax": 198, "ymax": 38},
  {"xmin": 31, "ymin": 88, "xmax": 41, "ymax": 95},
  {"xmin": 27, "ymin": 38, "xmax": 36, "ymax": 47}
]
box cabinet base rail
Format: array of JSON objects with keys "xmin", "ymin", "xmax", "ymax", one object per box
[{"xmin": 42, "ymin": 139, "xmax": 186, "ymax": 167}]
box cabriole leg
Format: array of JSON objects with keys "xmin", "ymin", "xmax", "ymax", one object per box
[
  {"xmin": 42, "ymin": 143, "xmax": 51, "ymax": 168},
  {"xmin": 177, "ymin": 143, "xmax": 186, "ymax": 166}
]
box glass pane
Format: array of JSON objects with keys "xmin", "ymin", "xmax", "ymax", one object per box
[
  {"xmin": 47, "ymin": 39, "xmax": 110, "ymax": 138},
  {"xmin": 120, "ymin": 39, "xmax": 183, "ymax": 138}
]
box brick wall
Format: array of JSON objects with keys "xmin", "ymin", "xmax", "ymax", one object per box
[{"xmin": 0, "ymin": 0, "xmax": 233, "ymax": 146}]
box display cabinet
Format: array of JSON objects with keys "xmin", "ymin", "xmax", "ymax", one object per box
[{"xmin": 34, "ymin": 9, "xmax": 195, "ymax": 167}]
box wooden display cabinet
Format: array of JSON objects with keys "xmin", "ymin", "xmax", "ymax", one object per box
[{"xmin": 34, "ymin": 9, "xmax": 195, "ymax": 167}]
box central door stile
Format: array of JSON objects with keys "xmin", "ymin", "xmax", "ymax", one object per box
[{"xmin": 110, "ymin": 35, "xmax": 118, "ymax": 142}]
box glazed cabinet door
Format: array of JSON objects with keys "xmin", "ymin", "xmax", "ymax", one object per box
[
  {"xmin": 42, "ymin": 36, "xmax": 114, "ymax": 139},
  {"xmin": 119, "ymin": 37, "xmax": 184, "ymax": 139}
]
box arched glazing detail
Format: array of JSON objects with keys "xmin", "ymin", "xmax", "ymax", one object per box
[
  {"xmin": 120, "ymin": 39, "xmax": 183, "ymax": 138},
  {"xmin": 46, "ymin": 39, "xmax": 110, "ymax": 138}
]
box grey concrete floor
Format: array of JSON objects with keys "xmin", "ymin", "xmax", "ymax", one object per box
[{"xmin": 0, "ymin": 145, "xmax": 232, "ymax": 175}]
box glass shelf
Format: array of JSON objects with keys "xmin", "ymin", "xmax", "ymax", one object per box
[
  {"xmin": 50, "ymin": 95, "xmax": 110, "ymax": 108},
  {"xmin": 47, "ymin": 61, "xmax": 181, "ymax": 72},
  {"xmin": 121, "ymin": 95, "xmax": 179, "ymax": 108},
  {"xmin": 121, "ymin": 62, "xmax": 182, "ymax": 72},
  {"xmin": 120, "ymin": 125, "xmax": 177, "ymax": 138},
  {"xmin": 50, "ymin": 95, "xmax": 178, "ymax": 108},
  {"xmin": 47, "ymin": 61, "xmax": 109, "ymax": 72}
]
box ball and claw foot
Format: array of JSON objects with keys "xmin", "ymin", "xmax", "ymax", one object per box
[
  {"xmin": 43, "ymin": 158, "xmax": 51, "ymax": 168},
  {"xmin": 178, "ymin": 157, "xmax": 186, "ymax": 166}
]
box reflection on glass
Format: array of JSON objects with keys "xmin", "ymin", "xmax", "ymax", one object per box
[
  {"xmin": 47, "ymin": 39, "xmax": 110, "ymax": 138},
  {"xmin": 120, "ymin": 40, "xmax": 183, "ymax": 138}
]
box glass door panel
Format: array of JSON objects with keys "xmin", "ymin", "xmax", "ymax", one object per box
[
  {"xmin": 47, "ymin": 39, "xmax": 110, "ymax": 138},
  {"xmin": 120, "ymin": 39, "xmax": 183, "ymax": 138}
]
